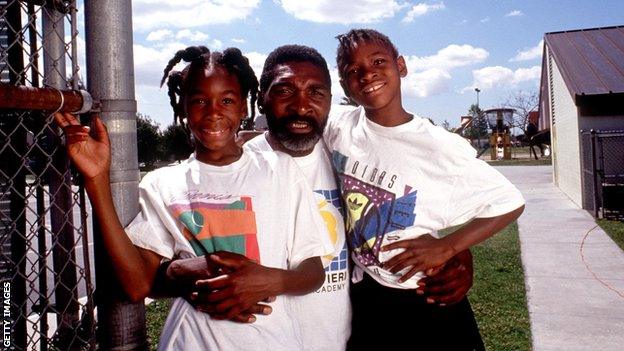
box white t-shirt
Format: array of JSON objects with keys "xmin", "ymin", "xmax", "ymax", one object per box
[
  {"xmin": 246, "ymin": 134, "xmax": 351, "ymax": 351},
  {"xmin": 125, "ymin": 151, "xmax": 333, "ymax": 351},
  {"xmin": 324, "ymin": 106, "xmax": 525, "ymax": 290}
]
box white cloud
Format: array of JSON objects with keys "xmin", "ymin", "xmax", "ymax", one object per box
[
  {"xmin": 401, "ymin": 44, "xmax": 488, "ymax": 97},
  {"xmin": 404, "ymin": 44, "xmax": 489, "ymax": 71},
  {"xmin": 245, "ymin": 51, "xmax": 268, "ymax": 79},
  {"xmin": 480, "ymin": 17, "xmax": 490, "ymax": 23},
  {"xmin": 146, "ymin": 29, "xmax": 174, "ymax": 41},
  {"xmin": 463, "ymin": 65, "xmax": 541, "ymax": 92},
  {"xmin": 330, "ymin": 67, "xmax": 346, "ymax": 103},
  {"xmin": 402, "ymin": 2, "xmax": 446, "ymax": 23},
  {"xmin": 457, "ymin": 19, "xmax": 467, "ymax": 25},
  {"xmin": 514, "ymin": 66, "xmax": 542, "ymax": 81},
  {"xmin": 132, "ymin": 0, "xmax": 261, "ymax": 31},
  {"xmin": 277, "ymin": 0, "xmax": 406, "ymax": 24},
  {"xmin": 176, "ymin": 29, "xmax": 209, "ymax": 42},
  {"xmin": 404, "ymin": 68, "xmax": 452, "ymax": 97},
  {"xmin": 210, "ymin": 39, "xmax": 224, "ymax": 50},
  {"xmin": 232, "ymin": 38, "xmax": 246, "ymax": 43},
  {"xmin": 134, "ymin": 42, "xmax": 188, "ymax": 87},
  {"xmin": 505, "ymin": 10, "xmax": 523, "ymax": 17},
  {"xmin": 510, "ymin": 40, "xmax": 543, "ymax": 62}
]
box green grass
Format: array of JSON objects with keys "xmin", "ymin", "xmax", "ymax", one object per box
[
  {"xmin": 470, "ymin": 222, "xmax": 532, "ymax": 350},
  {"xmin": 146, "ymin": 224, "xmax": 532, "ymax": 350},
  {"xmin": 146, "ymin": 299, "xmax": 171, "ymax": 350},
  {"xmin": 486, "ymin": 158, "xmax": 551, "ymax": 166},
  {"xmin": 597, "ymin": 219, "xmax": 624, "ymax": 251}
]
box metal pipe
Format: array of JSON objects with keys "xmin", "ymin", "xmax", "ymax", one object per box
[
  {"xmin": 85, "ymin": 1, "xmax": 145, "ymax": 349},
  {"xmin": 0, "ymin": 84, "xmax": 92, "ymax": 113}
]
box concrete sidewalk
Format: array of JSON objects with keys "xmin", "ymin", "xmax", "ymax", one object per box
[{"xmin": 496, "ymin": 165, "xmax": 624, "ymax": 351}]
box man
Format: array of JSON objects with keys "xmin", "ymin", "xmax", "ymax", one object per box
[{"xmin": 158, "ymin": 45, "xmax": 475, "ymax": 350}]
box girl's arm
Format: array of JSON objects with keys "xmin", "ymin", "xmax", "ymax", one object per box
[
  {"xmin": 381, "ymin": 205, "xmax": 524, "ymax": 283},
  {"xmin": 54, "ymin": 112, "xmax": 161, "ymax": 302}
]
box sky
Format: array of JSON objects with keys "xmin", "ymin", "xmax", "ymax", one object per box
[{"xmin": 80, "ymin": 1, "xmax": 624, "ymax": 129}]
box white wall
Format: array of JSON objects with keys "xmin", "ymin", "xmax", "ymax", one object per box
[{"xmin": 548, "ymin": 49, "xmax": 583, "ymax": 207}]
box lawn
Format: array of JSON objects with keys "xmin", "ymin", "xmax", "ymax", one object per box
[
  {"xmin": 146, "ymin": 222, "xmax": 532, "ymax": 351},
  {"xmin": 597, "ymin": 219, "xmax": 624, "ymax": 251},
  {"xmin": 486, "ymin": 158, "xmax": 552, "ymax": 166},
  {"xmin": 470, "ymin": 221, "xmax": 532, "ymax": 350},
  {"xmin": 146, "ymin": 299, "xmax": 170, "ymax": 350}
]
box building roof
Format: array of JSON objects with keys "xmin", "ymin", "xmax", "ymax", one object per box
[{"xmin": 545, "ymin": 26, "xmax": 624, "ymax": 99}]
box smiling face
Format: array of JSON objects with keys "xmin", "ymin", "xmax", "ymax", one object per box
[
  {"xmin": 340, "ymin": 41, "xmax": 407, "ymax": 116},
  {"xmin": 184, "ymin": 65, "xmax": 247, "ymax": 164},
  {"xmin": 260, "ymin": 61, "xmax": 331, "ymax": 155}
]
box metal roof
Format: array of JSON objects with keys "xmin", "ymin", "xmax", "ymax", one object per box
[{"xmin": 545, "ymin": 26, "xmax": 624, "ymax": 98}]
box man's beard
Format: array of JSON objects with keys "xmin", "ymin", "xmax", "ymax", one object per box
[{"xmin": 265, "ymin": 113, "xmax": 325, "ymax": 152}]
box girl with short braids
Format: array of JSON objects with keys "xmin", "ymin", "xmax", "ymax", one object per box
[
  {"xmin": 54, "ymin": 46, "xmax": 331, "ymax": 350},
  {"xmin": 161, "ymin": 46, "xmax": 258, "ymax": 130}
]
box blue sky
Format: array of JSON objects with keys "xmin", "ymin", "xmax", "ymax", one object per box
[{"xmin": 110, "ymin": 1, "xmax": 624, "ymax": 129}]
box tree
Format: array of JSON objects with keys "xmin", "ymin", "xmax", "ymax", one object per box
[
  {"xmin": 504, "ymin": 90, "xmax": 538, "ymax": 135},
  {"xmin": 441, "ymin": 120, "xmax": 452, "ymax": 131},
  {"xmin": 162, "ymin": 123, "xmax": 193, "ymax": 163},
  {"xmin": 136, "ymin": 113, "xmax": 163, "ymax": 169},
  {"xmin": 463, "ymin": 104, "xmax": 488, "ymax": 143}
]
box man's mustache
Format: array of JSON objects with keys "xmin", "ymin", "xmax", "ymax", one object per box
[{"xmin": 274, "ymin": 114, "xmax": 321, "ymax": 131}]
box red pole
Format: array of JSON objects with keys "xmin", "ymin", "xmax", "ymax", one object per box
[{"xmin": 0, "ymin": 84, "xmax": 92, "ymax": 113}]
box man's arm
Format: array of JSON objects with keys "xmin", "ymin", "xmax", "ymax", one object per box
[
  {"xmin": 150, "ymin": 255, "xmax": 279, "ymax": 323},
  {"xmin": 194, "ymin": 251, "xmax": 325, "ymax": 320},
  {"xmin": 417, "ymin": 249, "xmax": 473, "ymax": 306}
]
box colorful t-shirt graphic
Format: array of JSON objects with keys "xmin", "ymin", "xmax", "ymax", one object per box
[
  {"xmin": 169, "ymin": 195, "xmax": 260, "ymax": 262},
  {"xmin": 314, "ymin": 189, "xmax": 348, "ymax": 273},
  {"xmin": 332, "ymin": 150, "xmax": 417, "ymax": 269}
]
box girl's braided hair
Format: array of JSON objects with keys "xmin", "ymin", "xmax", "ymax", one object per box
[{"xmin": 160, "ymin": 46, "xmax": 259, "ymax": 130}]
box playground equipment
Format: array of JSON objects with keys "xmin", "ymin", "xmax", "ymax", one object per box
[{"xmin": 485, "ymin": 108, "xmax": 514, "ymax": 160}]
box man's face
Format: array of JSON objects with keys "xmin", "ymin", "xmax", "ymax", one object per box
[{"xmin": 261, "ymin": 61, "xmax": 331, "ymax": 153}]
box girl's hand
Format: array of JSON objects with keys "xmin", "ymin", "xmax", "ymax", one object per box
[
  {"xmin": 53, "ymin": 112, "xmax": 111, "ymax": 181},
  {"xmin": 381, "ymin": 234, "xmax": 455, "ymax": 283}
]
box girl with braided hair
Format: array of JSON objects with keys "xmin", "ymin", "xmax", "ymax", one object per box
[{"xmin": 54, "ymin": 46, "xmax": 332, "ymax": 350}]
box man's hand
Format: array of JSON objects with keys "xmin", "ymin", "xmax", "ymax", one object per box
[
  {"xmin": 153, "ymin": 255, "xmax": 275, "ymax": 323},
  {"xmin": 194, "ymin": 251, "xmax": 283, "ymax": 321},
  {"xmin": 417, "ymin": 250, "xmax": 474, "ymax": 306},
  {"xmin": 381, "ymin": 234, "xmax": 456, "ymax": 283}
]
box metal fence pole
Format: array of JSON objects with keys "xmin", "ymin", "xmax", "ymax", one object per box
[
  {"xmin": 84, "ymin": 1, "xmax": 145, "ymax": 350},
  {"xmin": 42, "ymin": 5, "xmax": 81, "ymax": 341},
  {"xmin": 590, "ymin": 130, "xmax": 599, "ymax": 218}
]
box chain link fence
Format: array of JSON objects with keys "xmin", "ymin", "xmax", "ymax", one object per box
[
  {"xmin": 1, "ymin": 0, "xmax": 96, "ymax": 349},
  {"xmin": 580, "ymin": 130, "xmax": 624, "ymax": 220}
]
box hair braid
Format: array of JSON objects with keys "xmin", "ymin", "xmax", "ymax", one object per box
[
  {"xmin": 220, "ymin": 48, "xmax": 259, "ymax": 130},
  {"xmin": 161, "ymin": 46, "xmax": 211, "ymax": 125}
]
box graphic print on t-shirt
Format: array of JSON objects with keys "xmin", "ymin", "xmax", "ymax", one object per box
[
  {"xmin": 314, "ymin": 189, "xmax": 349, "ymax": 293},
  {"xmin": 169, "ymin": 195, "xmax": 260, "ymax": 262},
  {"xmin": 332, "ymin": 151, "xmax": 417, "ymax": 267}
]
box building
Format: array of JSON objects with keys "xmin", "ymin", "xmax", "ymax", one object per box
[{"xmin": 538, "ymin": 26, "xmax": 624, "ymax": 212}]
